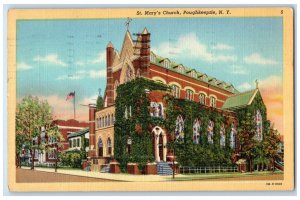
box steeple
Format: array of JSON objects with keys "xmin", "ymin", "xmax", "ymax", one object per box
[
  {"xmin": 142, "ymin": 27, "xmax": 149, "ymax": 34},
  {"xmin": 107, "ymin": 41, "xmax": 114, "ymax": 48}
]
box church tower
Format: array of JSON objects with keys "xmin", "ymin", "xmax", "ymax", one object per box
[{"xmin": 106, "ymin": 41, "xmax": 114, "ymax": 106}]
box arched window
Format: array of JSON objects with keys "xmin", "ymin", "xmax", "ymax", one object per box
[
  {"xmin": 110, "ymin": 114, "xmax": 114, "ymax": 125},
  {"xmin": 193, "ymin": 118, "xmax": 201, "ymax": 144},
  {"xmin": 171, "ymin": 85, "xmax": 180, "ymax": 98},
  {"xmin": 102, "ymin": 117, "xmax": 104, "ymax": 127},
  {"xmin": 107, "ymin": 115, "xmax": 110, "ymax": 126},
  {"xmin": 255, "ymin": 110, "xmax": 263, "ymax": 141},
  {"xmin": 185, "ymin": 89, "xmax": 194, "ymax": 101},
  {"xmin": 175, "ymin": 115, "xmax": 184, "ymax": 140},
  {"xmin": 209, "ymin": 96, "xmax": 217, "ymax": 108},
  {"xmin": 199, "ymin": 93, "xmax": 206, "ymax": 105},
  {"xmin": 105, "ymin": 116, "xmax": 108, "ymax": 126},
  {"xmin": 99, "ymin": 118, "xmax": 102, "ymax": 128},
  {"xmin": 207, "ymin": 120, "xmax": 214, "ymax": 144},
  {"xmin": 230, "ymin": 123, "xmax": 237, "ymax": 149},
  {"xmin": 107, "ymin": 138, "xmax": 112, "ymax": 156},
  {"xmin": 69, "ymin": 140, "xmax": 72, "ymax": 148},
  {"xmin": 220, "ymin": 123, "xmax": 226, "ymax": 147},
  {"xmin": 98, "ymin": 138, "xmax": 103, "ymax": 157},
  {"xmin": 124, "ymin": 65, "xmax": 134, "ymax": 83}
]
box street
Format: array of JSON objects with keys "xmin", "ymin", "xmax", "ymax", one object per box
[{"xmin": 16, "ymin": 168, "xmax": 116, "ymax": 182}]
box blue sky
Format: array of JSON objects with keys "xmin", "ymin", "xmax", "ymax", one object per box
[{"xmin": 16, "ymin": 17, "xmax": 283, "ymax": 128}]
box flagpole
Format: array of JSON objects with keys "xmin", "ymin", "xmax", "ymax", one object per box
[{"xmin": 73, "ymin": 91, "xmax": 76, "ymax": 120}]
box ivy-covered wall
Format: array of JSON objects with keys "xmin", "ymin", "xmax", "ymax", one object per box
[
  {"xmin": 234, "ymin": 91, "xmax": 271, "ymax": 170},
  {"xmin": 114, "ymin": 78, "xmax": 271, "ymax": 171},
  {"xmin": 114, "ymin": 78, "xmax": 169, "ymax": 171},
  {"xmin": 165, "ymin": 97, "xmax": 235, "ymax": 166}
]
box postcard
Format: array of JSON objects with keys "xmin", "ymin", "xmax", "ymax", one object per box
[{"xmin": 7, "ymin": 7, "xmax": 294, "ymax": 192}]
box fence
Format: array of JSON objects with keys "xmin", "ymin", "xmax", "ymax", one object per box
[{"xmin": 179, "ymin": 166, "xmax": 238, "ymax": 174}]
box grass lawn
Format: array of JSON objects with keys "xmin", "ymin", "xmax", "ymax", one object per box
[{"xmin": 166, "ymin": 171, "xmax": 283, "ymax": 181}]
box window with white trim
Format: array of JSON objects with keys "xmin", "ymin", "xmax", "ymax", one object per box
[
  {"xmin": 171, "ymin": 85, "xmax": 180, "ymax": 98},
  {"xmin": 185, "ymin": 89, "xmax": 194, "ymax": 101},
  {"xmin": 199, "ymin": 93, "xmax": 206, "ymax": 105},
  {"xmin": 210, "ymin": 96, "xmax": 217, "ymax": 108}
]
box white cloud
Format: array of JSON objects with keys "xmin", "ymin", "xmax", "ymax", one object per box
[
  {"xmin": 33, "ymin": 54, "xmax": 67, "ymax": 67},
  {"xmin": 244, "ymin": 53, "xmax": 277, "ymax": 65},
  {"xmin": 17, "ymin": 62, "xmax": 32, "ymax": 71},
  {"xmin": 231, "ymin": 65, "xmax": 247, "ymax": 75},
  {"xmin": 152, "ymin": 32, "xmax": 237, "ymax": 63},
  {"xmin": 90, "ymin": 51, "xmax": 106, "ymax": 64},
  {"xmin": 89, "ymin": 69, "xmax": 106, "ymax": 78},
  {"xmin": 79, "ymin": 95, "xmax": 98, "ymax": 105},
  {"xmin": 212, "ymin": 43, "xmax": 234, "ymax": 50},
  {"xmin": 75, "ymin": 61, "xmax": 85, "ymax": 66},
  {"xmin": 238, "ymin": 82, "xmax": 252, "ymax": 91},
  {"xmin": 56, "ymin": 69, "xmax": 106, "ymax": 80}
]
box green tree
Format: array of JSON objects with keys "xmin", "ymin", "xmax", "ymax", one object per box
[
  {"xmin": 264, "ymin": 124, "xmax": 281, "ymax": 172},
  {"xmin": 16, "ymin": 96, "xmax": 53, "ymax": 170},
  {"xmin": 96, "ymin": 94, "xmax": 104, "ymax": 111},
  {"xmin": 237, "ymin": 112, "xmax": 257, "ymax": 173},
  {"xmin": 46, "ymin": 125, "xmax": 65, "ymax": 172}
]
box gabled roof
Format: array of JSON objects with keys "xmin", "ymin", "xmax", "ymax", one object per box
[
  {"xmin": 68, "ymin": 128, "xmax": 89, "ymax": 139},
  {"xmin": 222, "ymin": 89, "xmax": 258, "ymax": 110}
]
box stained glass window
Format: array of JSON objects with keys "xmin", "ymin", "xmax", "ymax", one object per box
[{"xmin": 175, "ymin": 115, "xmax": 184, "ymax": 140}]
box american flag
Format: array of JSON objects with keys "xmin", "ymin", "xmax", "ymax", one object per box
[{"xmin": 66, "ymin": 91, "xmax": 75, "ymax": 101}]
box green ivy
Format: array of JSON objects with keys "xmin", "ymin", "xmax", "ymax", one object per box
[
  {"xmin": 165, "ymin": 97, "xmax": 234, "ymax": 166},
  {"xmin": 114, "ymin": 78, "xmax": 274, "ymax": 171},
  {"xmin": 114, "ymin": 78, "xmax": 170, "ymax": 171}
]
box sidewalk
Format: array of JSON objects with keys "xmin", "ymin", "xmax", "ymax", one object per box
[{"xmin": 23, "ymin": 167, "xmax": 282, "ymax": 182}]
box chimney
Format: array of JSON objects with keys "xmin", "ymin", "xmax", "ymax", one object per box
[
  {"xmin": 88, "ymin": 104, "xmax": 96, "ymax": 158},
  {"xmin": 140, "ymin": 27, "xmax": 150, "ymax": 76},
  {"xmin": 106, "ymin": 42, "xmax": 114, "ymax": 106}
]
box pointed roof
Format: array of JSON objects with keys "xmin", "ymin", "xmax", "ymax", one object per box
[
  {"xmin": 107, "ymin": 41, "xmax": 114, "ymax": 48},
  {"xmin": 222, "ymin": 89, "xmax": 259, "ymax": 110},
  {"xmin": 142, "ymin": 27, "xmax": 149, "ymax": 34}
]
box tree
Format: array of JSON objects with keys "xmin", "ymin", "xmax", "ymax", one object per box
[
  {"xmin": 16, "ymin": 96, "xmax": 53, "ymax": 170},
  {"xmin": 46, "ymin": 125, "xmax": 64, "ymax": 172},
  {"xmin": 237, "ymin": 112, "xmax": 257, "ymax": 173},
  {"xmin": 96, "ymin": 94, "xmax": 104, "ymax": 111},
  {"xmin": 264, "ymin": 124, "xmax": 281, "ymax": 172}
]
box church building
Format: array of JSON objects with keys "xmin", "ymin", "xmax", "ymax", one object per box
[{"xmin": 87, "ymin": 27, "xmax": 267, "ymax": 173}]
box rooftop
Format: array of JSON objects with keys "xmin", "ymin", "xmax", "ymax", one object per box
[
  {"xmin": 68, "ymin": 128, "xmax": 89, "ymax": 138},
  {"xmin": 149, "ymin": 51, "xmax": 239, "ymax": 94},
  {"xmin": 222, "ymin": 89, "xmax": 258, "ymax": 110}
]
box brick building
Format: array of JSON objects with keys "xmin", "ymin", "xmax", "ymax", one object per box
[{"xmin": 87, "ymin": 28, "xmax": 267, "ymax": 173}]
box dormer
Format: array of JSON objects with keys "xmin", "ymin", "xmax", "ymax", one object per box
[
  {"xmin": 159, "ymin": 58, "xmax": 171, "ymax": 69},
  {"xmin": 208, "ymin": 77, "xmax": 217, "ymax": 85},
  {"xmin": 199, "ymin": 74, "xmax": 208, "ymax": 82},
  {"xmin": 226, "ymin": 84, "xmax": 234, "ymax": 92},
  {"xmin": 217, "ymin": 81, "xmax": 226, "ymax": 88},
  {"xmin": 188, "ymin": 69, "xmax": 197, "ymax": 78},
  {"xmin": 174, "ymin": 64, "xmax": 185, "ymax": 74}
]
